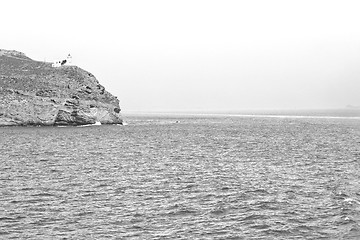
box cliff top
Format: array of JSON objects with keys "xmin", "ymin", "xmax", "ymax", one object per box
[
  {"xmin": 0, "ymin": 49, "xmax": 118, "ymax": 106},
  {"xmin": 0, "ymin": 49, "xmax": 31, "ymax": 60}
]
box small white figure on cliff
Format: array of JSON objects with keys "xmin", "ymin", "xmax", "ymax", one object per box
[
  {"xmin": 52, "ymin": 54, "xmax": 73, "ymax": 67},
  {"xmin": 66, "ymin": 54, "xmax": 72, "ymax": 65}
]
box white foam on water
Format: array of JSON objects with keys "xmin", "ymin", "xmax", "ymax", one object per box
[
  {"xmin": 77, "ymin": 122, "xmax": 102, "ymax": 127},
  {"xmin": 222, "ymin": 114, "xmax": 360, "ymax": 120}
]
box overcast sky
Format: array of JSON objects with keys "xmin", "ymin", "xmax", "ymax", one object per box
[{"xmin": 2, "ymin": 0, "xmax": 360, "ymax": 112}]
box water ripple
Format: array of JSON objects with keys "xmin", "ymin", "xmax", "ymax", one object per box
[{"xmin": 1, "ymin": 116, "xmax": 360, "ymax": 239}]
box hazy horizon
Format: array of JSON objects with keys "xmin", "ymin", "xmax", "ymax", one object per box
[{"xmin": 2, "ymin": 0, "xmax": 360, "ymax": 112}]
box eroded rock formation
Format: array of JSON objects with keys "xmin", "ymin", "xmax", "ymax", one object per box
[{"xmin": 0, "ymin": 49, "xmax": 122, "ymax": 126}]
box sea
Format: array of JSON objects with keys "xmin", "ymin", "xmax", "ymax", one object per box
[{"xmin": 1, "ymin": 110, "xmax": 360, "ymax": 239}]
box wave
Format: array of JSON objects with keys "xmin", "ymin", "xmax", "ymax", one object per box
[{"xmin": 147, "ymin": 112, "xmax": 360, "ymax": 120}]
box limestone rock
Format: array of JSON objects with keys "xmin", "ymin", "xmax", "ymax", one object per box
[{"xmin": 0, "ymin": 49, "xmax": 122, "ymax": 126}]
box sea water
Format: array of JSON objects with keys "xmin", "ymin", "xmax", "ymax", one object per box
[{"xmin": 1, "ymin": 111, "xmax": 360, "ymax": 239}]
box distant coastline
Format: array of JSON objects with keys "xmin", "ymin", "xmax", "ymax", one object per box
[{"xmin": 122, "ymin": 108, "xmax": 360, "ymax": 119}]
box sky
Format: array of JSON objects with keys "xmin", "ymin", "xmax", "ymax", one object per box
[{"xmin": 1, "ymin": 0, "xmax": 360, "ymax": 112}]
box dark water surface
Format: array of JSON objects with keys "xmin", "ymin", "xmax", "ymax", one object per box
[{"xmin": 1, "ymin": 113, "xmax": 360, "ymax": 239}]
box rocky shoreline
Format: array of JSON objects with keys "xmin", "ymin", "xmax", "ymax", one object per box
[{"xmin": 0, "ymin": 49, "xmax": 122, "ymax": 126}]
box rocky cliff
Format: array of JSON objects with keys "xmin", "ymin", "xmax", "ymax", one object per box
[{"xmin": 0, "ymin": 49, "xmax": 122, "ymax": 126}]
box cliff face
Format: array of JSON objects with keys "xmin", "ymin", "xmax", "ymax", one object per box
[{"xmin": 0, "ymin": 49, "xmax": 122, "ymax": 126}]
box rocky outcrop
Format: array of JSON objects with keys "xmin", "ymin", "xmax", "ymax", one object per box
[{"xmin": 0, "ymin": 49, "xmax": 122, "ymax": 126}]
